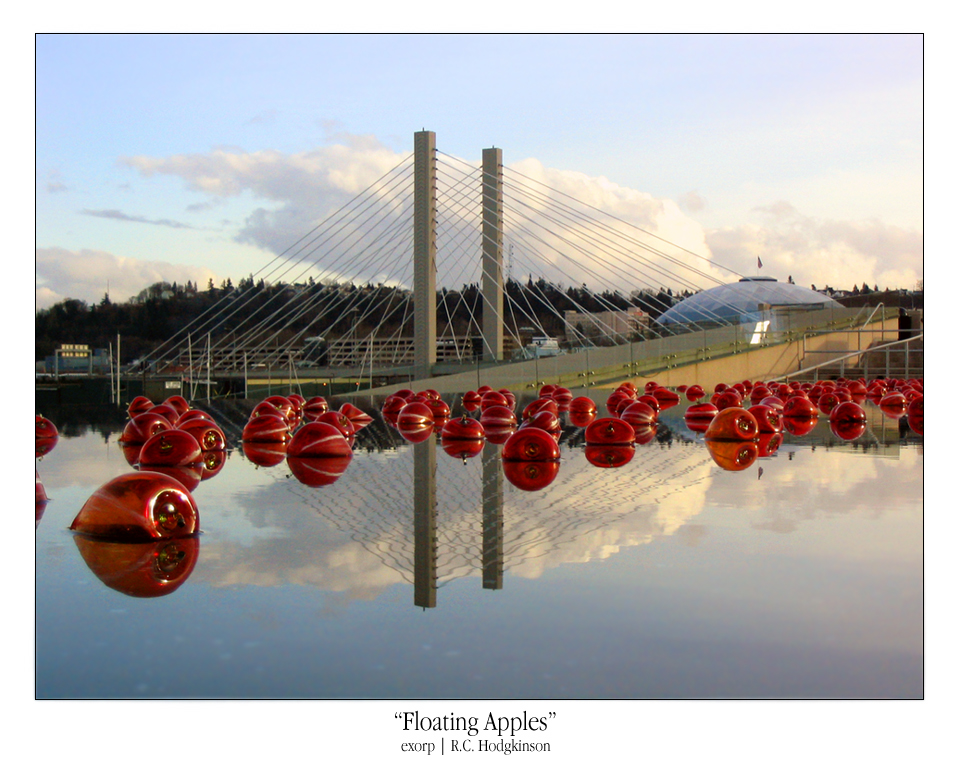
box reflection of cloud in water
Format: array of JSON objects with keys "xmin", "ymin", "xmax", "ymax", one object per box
[
  {"xmin": 704, "ymin": 446, "xmax": 923, "ymax": 535},
  {"xmin": 195, "ymin": 440, "xmax": 719, "ymax": 593}
]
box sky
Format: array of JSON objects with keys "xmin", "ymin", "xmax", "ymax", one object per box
[{"xmin": 35, "ymin": 33, "xmax": 923, "ymax": 310}]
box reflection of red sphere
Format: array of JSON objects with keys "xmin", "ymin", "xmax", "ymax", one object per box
[
  {"xmin": 138, "ymin": 429, "xmax": 203, "ymax": 467},
  {"xmin": 242, "ymin": 413, "xmax": 290, "ymax": 443},
  {"xmin": 483, "ymin": 425, "xmax": 516, "ymax": 445},
  {"xmin": 502, "ymin": 460, "xmax": 560, "ymax": 491},
  {"xmin": 748, "ymin": 404, "xmax": 782, "ymax": 433},
  {"xmin": 585, "ymin": 444, "xmax": 635, "ymax": 468},
  {"xmin": 584, "ymin": 417, "xmax": 635, "ymax": 446},
  {"xmin": 200, "ymin": 450, "xmax": 227, "ymax": 480},
  {"xmin": 398, "ymin": 423, "xmax": 435, "ymax": 444},
  {"xmin": 567, "ymin": 410, "xmax": 595, "ymax": 428},
  {"xmin": 830, "ymin": 420, "xmax": 866, "ymax": 441},
  {"xmin": 242, "ymin": 441, "xmax": 287, "ymax": 467},
  {"xmin": 70, "ymin": 471, "xmax": 200, "ymax": 541},
  {"xmin": 756, "ymin": 432, "xmax": 782, "ymax": 457},
  {"xmin": 705, "ymin": 408, "xmax": 759, "ymax": 441},
  {"xmin": 685, "ymin": 385, "xmax": 706, "ymax": 402},
  {"xmin": 783, "ymin": 415, "xmax": 818, "ymax": 436},
  {"xmin": 73, "ymin": 536, "xmax": 199, "ymax": 598},
  {"xmin": 705, "ymin": 439, "xmax": 758, "ymax": 472},
  {"xmin": 287, "ymin": 455, "xmax": 353, "ymax": 486},
  {"xmin": 288, "ymin": 421, "xmax": 354, "ymax": 457},
  {"xmin": 502, "ymin": 427, "xmax": 561, "ymax": 462},
  {"xmin": 685, "ymin": 402, "xmax": 719, "ymax": 422},
  {"xmin": 36, "ymin": 436, "xmax": 59, "ymax": 458}
]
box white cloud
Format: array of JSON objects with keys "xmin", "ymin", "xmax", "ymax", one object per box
[
  {"xmin": 35, "ymin": 247, "xmax": 217, "ymax": 309},
  {"xmin": 105, "ymin": 134, "xmax": 921, "ymax": 299},
  {"xmin": 706, "ymin": 206, "xmax": 923, "ymax": 291}
]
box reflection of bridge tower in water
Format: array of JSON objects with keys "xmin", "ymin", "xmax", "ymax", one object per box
[{"xmin": 413, "ymin": 437, "xmax": 505, "ymax": 608}]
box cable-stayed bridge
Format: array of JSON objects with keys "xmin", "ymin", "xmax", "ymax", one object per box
[{"xmin": 141, "ymin": 131, "xmax": 898, "ymax": 400}]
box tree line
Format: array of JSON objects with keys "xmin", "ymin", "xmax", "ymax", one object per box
[{"xmin": 36, "ymin": 276, "xmax": 687, "ymax": 364}]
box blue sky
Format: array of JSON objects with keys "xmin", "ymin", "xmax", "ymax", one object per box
[{"xmin": 35, "ymin": 32, "xmax": 923, "ymax": 308}]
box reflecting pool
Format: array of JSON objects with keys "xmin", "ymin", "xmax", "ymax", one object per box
[{"xmin": 35, "ymin": 395, "xmax": 922, "ymax": 699}]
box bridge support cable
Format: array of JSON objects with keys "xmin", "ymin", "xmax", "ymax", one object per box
[
  {"xmin": 500, "ymin": 171, "xmax": 747, "ymax": 328},
  {"xmin": 498, "ymin": 180, "xmax": 737, "ymax": 331},
  {"xmin": 146, "ymin": 154, "xmax": 416, "ymax": 373}
]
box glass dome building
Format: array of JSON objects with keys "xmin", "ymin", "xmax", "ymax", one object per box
[{"xmin": 657, "ymin": 277, "xmax": 843, "ymax": 328}]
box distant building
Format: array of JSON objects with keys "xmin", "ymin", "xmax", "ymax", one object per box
[{"xmin": 564, "ymin": 307, "xmax": 648, "ymax": 345}]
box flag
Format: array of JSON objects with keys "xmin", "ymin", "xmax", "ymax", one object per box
[{"xmin": 757, "ymin": 256, "xmax": 763, "ymax": 270}]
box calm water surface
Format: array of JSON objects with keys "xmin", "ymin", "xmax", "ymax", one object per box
[{"xmin": 35, "ymin": 397, "xmax": 923, "ymax": 699}]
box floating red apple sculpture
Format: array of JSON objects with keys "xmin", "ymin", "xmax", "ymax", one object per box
[
  {"xmin": 652, "ymin": 387, "xmax": 680, "ymax": 409},
  {"xmin": 36, "ymin": 415, "xmax": 59, "ymax": 457},
  {"xmin": 460, "ymin": 391, "xmax": 482, "ymax": 411},
  {"xmin": 441, "ymin": 416, "xmax": 485, "ymax": 442},
  {"xmin": 177, "ymin": 418, "xmax": 227, "ymax": 451},
  {"xmin": 711, "ymin": 390, "xmax": 743, "ymax": 411},
  {"xmin": 584, "ymin": 417, "xmax": 635, "ymax": 446},
  {"xmin": 620, "ymin": 400, "xmax": 658, "ymax": 428},
  {"xmin": 138, "ymin": 429, "xmax": 203, "ymax": 468},
  {"xmin": 127, "ymin": 396, "xmax": 154, "ymax": 418},
  {"xmin": 162, "ymin": 395, "xmax": 190, "ymax": 417},
  {"xmin": 748, "ymin": 404, "xmax": 783, "ymax": 433},
  {"xmin": 704, "ymin": 407, "xmax": 759, "ymax": 441},
  {"xmin": 70, "ymin": 471, "xmax": 200, "ymax": 541},
  {"xmin": 340, "ymin": 402, "xmax": 373, "ymax": 429},
  {"xmin": 303, "ymin": 396, "xmax": 330, "ymax": 420},
  {"xmin": 121, "ymin": 412, "xmax": 172, "ymax": 445},
  {"xmin": 287, "ymin": 421, "xmax": 353, "ymax": 458},
  {"xmin": 502, "ymin": 427, "xmax": 561, "ymax": 462},
  {"xmin": 829, "ymin": 401, "xmax": 867, "ymax": 425},
  {"xmin": 242, "ymin": 413, "xmax": 290, "ymax": 444},
  {"xmin": 783, "ymin": 395, "xmax": 818, "ymax": 420}
]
